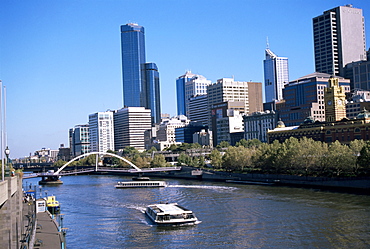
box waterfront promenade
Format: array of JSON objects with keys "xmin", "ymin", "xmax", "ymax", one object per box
[
  {"xmin": 20, "ymin": 197, "xmax": 66, "ymax": 248},
  {"xmin": 31, "ymin": 210, "xmax": 66, "ymax": 248}
]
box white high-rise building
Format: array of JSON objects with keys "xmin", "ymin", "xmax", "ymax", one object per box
[
  {"xmin": 89, "ymin": 111, "xmax": 115, "ymax": 153},
  {"xmin": 313, "ymin": 5, "xmax": 367, "ymax": 76},
  {"xmin": 184, "ymin": 74, "xmax": 211, "ymax": 116},
  {"xmin": 263, "ymin": 48, "xmax": 289, "ymax": 102},
  {"xmin": 113, "ymin": 107, "xmax": 152, "ymax": 151}
]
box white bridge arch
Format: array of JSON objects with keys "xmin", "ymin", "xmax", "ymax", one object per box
[{"xmin": 54, "ymin": 152, "xmax": 142, "ymax": 175}]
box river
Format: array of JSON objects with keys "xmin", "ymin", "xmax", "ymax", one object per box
[{"xmin": 24, "ymin": 175, "xmax": 370, "ymax": 248}]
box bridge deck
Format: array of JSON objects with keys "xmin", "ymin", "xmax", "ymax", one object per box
[{"xmin": 23, "ymin": 167, "xmax": 182, "ymax": 178}]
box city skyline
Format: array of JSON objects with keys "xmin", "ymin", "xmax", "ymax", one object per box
[{"xmin": 1, "ymin": 1, "xmax": 369, "ymax": 158}]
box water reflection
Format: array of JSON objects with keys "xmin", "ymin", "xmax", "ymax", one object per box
[{"xmin": 26, "ymin": 175, "xmax": 370, "ymax": 249}]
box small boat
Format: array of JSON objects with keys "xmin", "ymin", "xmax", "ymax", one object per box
[
  {"xmin": 145, "ymin": 203, "xmax": 200, "ymax": 225},
  {"xmin": 115, "ymin": 180, "xmax": 167, "ymax": 188},
  {"xmin": 45, "ymin": 195, "xmax": 60, "ymax": 214}
]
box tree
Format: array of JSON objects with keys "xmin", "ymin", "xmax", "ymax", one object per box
[
  {"xmin": 132, "ymin": 154, "xmax": 151, "ymax": 168},
  {"xmin": 53, "ymin": 160, "xmax": 67, "ymax": 168},
  {"xmin": 222, "ymin": 146, "xmax": 256, "ymax": 172},
  {"xmin": 357, "ymin": 141, "xmax": 370, "ymax": 175},
  {"xmin": 150, "ymin": 154, "xmax": 168, "ymax": 168},
  {"xmin": 217, "ymin": 141, "xmax": 230, "ymax": 149},
  {"xmin": 178, "ymin": 152, "xmax": 191, "ymax": 166},
  {"xmin": 236, "ymin": 138, "xmax": 263, "ymax": 148},
  {"xmin": 349, "ymin": 140, "xmax": 366, "ymax": 175},
  {"xmin": 326, "ymin": 141, "xmax": 353, "ymax": 176},
  {"xmin": 210, "ymin": 149, "xmax": 223, "ymax": 169},
  {"xmin": 122, "ymin": 146, "xmax": 139, "ymax": 157}
]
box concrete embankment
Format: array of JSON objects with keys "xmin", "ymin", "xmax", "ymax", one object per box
[{"xmin": 0, "ymin": 175, "xmax": 66, "ymax": 248}]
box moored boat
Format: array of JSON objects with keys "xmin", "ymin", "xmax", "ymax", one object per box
[
  {"xmin": 115, "ymin": 180, "xmax": 167, "ymax": 188},
  {"xmin": 145, "ymin": 203, "xmax": 200, "ymax": 225},
  {"xmin": 45, "ymin": 195, "xmax": 60, "ymax": 214}
]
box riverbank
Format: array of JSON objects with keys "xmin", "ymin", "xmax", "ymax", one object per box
[{"xmin": 100, "ymin": 166, "xmax": 370, "ymax": 194}]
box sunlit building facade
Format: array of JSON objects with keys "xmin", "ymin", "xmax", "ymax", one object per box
[
  {"xmin": 264, "ymin": 48, "xmax": 289, "ymax": 102},
  {"xmin": 89, "ymin": 111, "xmax": 115, "ymax": 153},
  {"xmin": 313, "ymin": 5, "xmax": 367, "ymax": 76}
]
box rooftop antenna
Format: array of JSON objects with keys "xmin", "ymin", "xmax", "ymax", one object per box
[{"xmin": 266, "ymin": 36, "xmax": 270, "ymax": 49}]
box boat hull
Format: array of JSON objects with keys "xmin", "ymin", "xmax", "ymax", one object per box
[{"xmin": 115, "ymin": 181, "xmax": 167, "ymax": 188}]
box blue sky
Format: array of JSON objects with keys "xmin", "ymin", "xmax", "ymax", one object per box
[{"xmin": 1, "ymin": 0, "xmax": 369, "ymax": 158}]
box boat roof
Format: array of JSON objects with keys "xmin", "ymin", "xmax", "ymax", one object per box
[{"xmin": 148, "ymin": 203, "xmax": 192, "ymax": 215}]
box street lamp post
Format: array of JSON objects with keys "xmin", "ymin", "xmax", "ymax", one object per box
[{"xmin": 5, "ymin": 146, "xmax": 10, "ymax": 177}]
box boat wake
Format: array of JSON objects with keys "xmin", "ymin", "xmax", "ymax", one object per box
[{"xmin": 167, "ymin": 185, "xmax": 237, "ymax": 191}]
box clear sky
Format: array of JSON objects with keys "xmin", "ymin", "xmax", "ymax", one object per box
[{"xmin": 1, "ymin": 0, "xmax": 369, "ymax": 158}]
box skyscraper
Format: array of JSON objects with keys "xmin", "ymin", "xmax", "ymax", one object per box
[
  {"xmin": 263, "ymin": 48, "xmax": 289, "ymax": 103},
  {"xmin": 144, "ymin": 62, "xmax": 161, "ymax": 124},
  {"xmin": 121, "ymin": 23, "xmax": 146, "ymax": 107},
  {"xmin": 121, "ymin": 23, "xmax": 161, "ymax": 124},
  {"xmin": 313, "ymin": 5, "xmax": 367, "ymax": 77}
]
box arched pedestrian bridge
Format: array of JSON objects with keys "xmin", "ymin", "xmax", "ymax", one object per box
[{"xmin": 23, "ymin": 152, "xmax": 181, "ymax": 179}]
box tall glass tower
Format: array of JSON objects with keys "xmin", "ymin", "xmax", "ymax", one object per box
[
  {"xmin": 144, "ymin": 62, "xmax": 161, "ymax": 124},
  {"xmin": 263, "ymin": 48, "xmax": 289, "ymax": 103},
  {"xmin": 121, "ymin": 23, "xmax": 146, "ymax": 107},
  {"xmin": 121, "ymin": 23, "xmax": 161, "ymax": 124}
]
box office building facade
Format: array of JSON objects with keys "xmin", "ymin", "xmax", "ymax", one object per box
[
  {"xmin": 188, "ymin": 94, "xmax": 209, "ymax": 127},
  {"xmin": 264, "ymin": 48, "xmax": 289, "ymax": 103},
  {"xmin": 69, "ymin": 124, "xmax": 90, "ymax": 157},
  {"xmin": 89, "ymin": 111, "xmax": 115, "ymax": 153},
  {"xmin": 313, "ymin": 5, "xmax": 367, "ymax": 76},
  {"xmin": 113, "ymin": 107, "xmax": 152, "ymax": 151},
  {"xmin": 211, "ymin": 102, "xmax": 245, "ymax": 147},
  {"xmin": 243, "ymin": 110, "xmax": 279, "ymax": 143}
]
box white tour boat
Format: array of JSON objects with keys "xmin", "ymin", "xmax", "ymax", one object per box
[
  {"xmin": 115, "ymin": 181, "xmax": 167, "ymax": 188},
  {"xmin": 145, "ymin": 203, "xmax": 200, "ymax": 225}
]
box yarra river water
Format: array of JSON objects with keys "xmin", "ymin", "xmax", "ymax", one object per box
[{"xmin": 25, "ymin": 175, "xmax": 370, "ymax": 248}]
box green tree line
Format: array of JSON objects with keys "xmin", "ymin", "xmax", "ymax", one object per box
[{"xmin": 210, "ymin": 138, "xmax": 370, "ymax": 177}]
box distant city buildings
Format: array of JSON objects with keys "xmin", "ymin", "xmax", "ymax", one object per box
[
  {"xmin": 344, "ymin": 49, "xmax": 370, "ymax": 91},
  {"xmin": 243, "ymin": 110, "xmax": 279, "ymax": 143},
  {"xmin": 176, "ymin": 71, "xmax": 211, "ymax": 117},
  {"xmin": 263, "ymin": 47, "xmax": 289, "ymax": 103},
  {"xmin": 313, "ymin": 5, "xmax": 367, "ymax": 77},
  {"xmin": 89, "ymin": 111, "xmax": 115, "ymax": 153},
  {"xmin": 121, "ymin": 23, "xmax": 161, "ymax": 124},
  {"xmin": 29, "ymin": 4, "xmax": 370, "ymax": 160},
  {"xmin": 211, "ymin": 102, "xmax": 245, "ymax": 147},
  {"xmin": 346, "ymin": 90, "xmax": 370, "ymax": 119},
  {"xmin": 277, "ymin": 73, "xmax": 350, "ymax": 126},
  {"xmin": 207, "ymin": 78, "xmax": 263, "ymax": 129}
]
